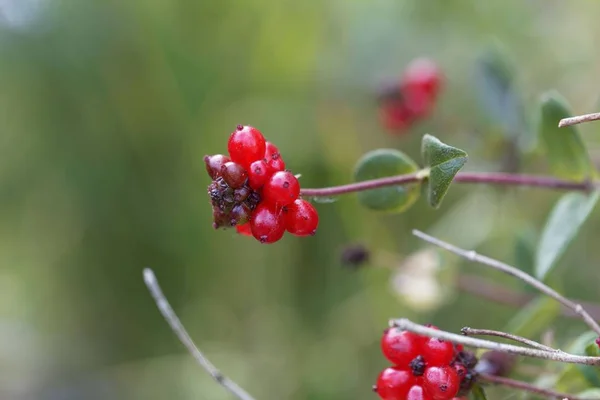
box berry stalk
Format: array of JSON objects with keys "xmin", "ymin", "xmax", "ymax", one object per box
[{"xmin": 299, "ymin": 171, "xmax": 594, "ymax": 197}]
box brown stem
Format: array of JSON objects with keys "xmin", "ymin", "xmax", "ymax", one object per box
[
  {"xmin": 559, "ymin": 112, "xmax": 600, "ymax": 128},
  {"xmin": 299, "ymin": 171, "xmax": 593, "ymax": 197},
  {"xmin": 478, "ymin": 372, "xmax": 582, "ymax": 400}
]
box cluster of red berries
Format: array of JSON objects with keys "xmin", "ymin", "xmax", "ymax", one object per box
[
  {"xmin": 204, "ymin": 125, "xmax": 319, "ymax": 243},
  {"xmin": 374, "ymin": 327, "xmax": 477, "ymax": 400},
  {"xmin": 378, "ymin": 58, "xmax": 443, "ymax": 133}
]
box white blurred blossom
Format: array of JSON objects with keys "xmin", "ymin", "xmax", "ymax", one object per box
[{"xmin": 0, "ymin": 0, "xmax": 48, "ymax": 31}]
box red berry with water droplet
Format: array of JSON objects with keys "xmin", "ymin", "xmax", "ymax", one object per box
[{"xmin": 228, "ymin": 125, "xmax": 266, "ymax": 169}]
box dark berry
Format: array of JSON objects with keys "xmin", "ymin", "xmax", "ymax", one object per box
[
  {"xmin": 422, "ymin": 337, "xmax": 455, "ymax": 366},
  {"xmin": 236, "ymin": 223, "xmax": 252, "ymax": 237},
  {"xmin": 221, "ymin": 162, "xmax": 248, "ymax": 189},
  {"xmin": 339, "ymin": 243, "xmax": 370, "ymax": 268},
  {"xmin": 233, "ymin": 186, "xmax": 251, "ymax": 202},
  {"xmin": 374, "ymin": 367, "xmax": 414, "ymax": 400},
  {"xmin": 204, "ymin": 154, "xmax": 230, "ymax": 179},
  {"xmin": 248, "ymin": 159, "xmax": 270, "ymax": 190},
  {"xmin": 406, "ymin": 385, "xmax": 433, "ymax": 400},
  {"xmin": 423, "ymin": 366, "xmax": 459, "ymax": 400},
  {"xmin": 381, "ymin": 328, "xmax": 421, "ymax": 368},
  {"xmin": 227, "ymin": 125, "xmax": 266, "ymax": 169},
  {"xmin": 229, "ymin": 203, "xmax": 251, "ymax": 226},
  {"xmin": 283, "ymin": 199, "xmax": 319, "ymax": 236},
  {"xmin": 409, "ymin": 355, "xmax": 426, "ymax": 376},
  {"xmin": 249, "ymin": 203, "xmax": 285, "ymax": 244},
  {"xmin": 262, "ymin": 170, "xmax": 300, "ymax": 206}
]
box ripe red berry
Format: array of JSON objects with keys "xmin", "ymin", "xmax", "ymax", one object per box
[
  {"xmin": 227, "ymin": 125, "xmax": 266, "ymax": 169},
  {"xmin": 406, "ymin": 385, "xmax": 433, "ymax": 400},
  {"xmin": 452, "ymin": 363, "xmax": 467, "ymax": 382},
  {"xmin": 422, "ymin": 337, "xmax": 455, "ymax": 366},
  {"xmin": 220, "ymin": 161, "xmax": 248, "ymax": 189},
  {"xmin": 381, "ymin": 328, "xmax": 421, "ymax": 368},
  {"xmin": 374, "ymin": 367, "xmax": 414, "ymax": 400},
  {"xmin": 284, "ymin": 199, "xmax": 319, "ymax": 236},
  {"xmin": 264, "ymin": 141, "xmax": 286, "ymax": 174},
  {"xmin": 423, "ymin": 366, "xmax": 459, "ymax": 400},
  {"xmin": 402, "ymin": 58, "xmax": 442, "ymax": 98},
  {"xmin": 236, "ymin": 223, "xmax": 252, "ymax": 237},
  {"xmin": 379, "ymin": 101, "xmax": 414, "ymax": 132},
  {"xmin": 249, "ymin": 203, "xmax": 285, "ymax": 244},
  {"xmin": 204, "ymin": 154, "xmax": 231, "ymax": 179},
  {"xmin": 248, "ymin": 159, "xmax": 270, "ymax": 190},
  {"xmin": 262, "ymin": 170, "xmax": 300, "ymax": 206}
]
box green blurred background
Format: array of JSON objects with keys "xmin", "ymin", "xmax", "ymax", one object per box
[{"xmin": 2, "ymin": 1, "xmax": 600, "ymax": 399}]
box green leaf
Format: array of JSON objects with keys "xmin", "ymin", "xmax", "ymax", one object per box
[
  {"xmin": 503, "ymin": 296, "xmax": 560, "ymax": 338},
  {"xmin": 476, "ymin": 43, "xmax": 527, "ymax": 142},
  {"xmin": 421, "ymin": 134, "xmax": 468, "ymax": 209},
  {"xmin": 537, "ymin": 91, "xmax": 592, "ymax": 180},
  {"xmin": 470, "ymin": 383, "xmax": 488, "ymax": 400},
  {"xmin": 353, "ymin": 149, "xmax": 420, "ymax": 213},
  {"xmin": 535, "ymin": 191, "xmax": 600, "ymax": 280},
  {"xmin": 566, "ymin": 331, "xmax": 600, "ymax": 388}
]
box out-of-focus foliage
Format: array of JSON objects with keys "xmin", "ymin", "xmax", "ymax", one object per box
[{"xmin": 2, "ymin": 1, "xmax": 600, "ymax": 399}]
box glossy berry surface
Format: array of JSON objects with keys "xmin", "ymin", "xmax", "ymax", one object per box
[
  {"xmin": 423, "ymin": 366, "xmax": 459, "ymax": 400},
  {"xmin": 247, "ymin": 159, "xmax": 270, "ymax": 190},
  {"xmin": 262, "ymin": 170, "xmax": 300, "ymax": 206},
  {"xmin": 227, "ymin": 125, "xmax": 266, "ymax": 169},
  {"xmin": 221, "ymin": 161, "xmax": 248, "ymax": 189},
  {"xmin": 249, "ymin": 203, "xmax": 285, "ymax": 244},
  {"xmin": 284, "ymin": 199, "xmax": 319, "ymax": 236},
  {"xmin": 264, "ymin": 141, "xmax": 286, "ymax": 174},
  {"xmin": 381, "ymin": 328, "xmax": 421, "ymax": 368},
  {"xmin": 204, "ymin": 154, "xmax": 230, "ymax": 179},
  {"xmin": 374, "ymin": 367, "xmax": 414, "ymax": 400},
  {"xmin": 406, "ymin": 385, "xmax": 432, "ymax": 400},
  {"xmin": 422, "ymin": 338, "xmax": 455, "ymax": 366}
]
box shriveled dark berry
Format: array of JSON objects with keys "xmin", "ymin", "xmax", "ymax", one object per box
[
  {"xmin": 221, "ymin": 161, "xmax": 248, "ymax": 189},
  {"xmin": 339, "ymin": 243, "xmax": 370, "ymax": 268},
  {"xmin": 204, "ymin": 154, "xmax": 230, "ymax": 179},
  {"xmin": 229, "ymin": 204, "xmax": 251, "ymax": 226}
]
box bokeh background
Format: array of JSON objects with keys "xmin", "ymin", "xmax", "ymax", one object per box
[{"xmin": 2, "ymin": 1, "xmax": 600, "ymax": 399}]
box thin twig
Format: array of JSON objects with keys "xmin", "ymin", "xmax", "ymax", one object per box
[
  {"xmin": 412, "ymin": 230, "xmax": 600, "ymax": 337},
  {"xmin": 456, "ymin": 274, "xmax": 600, "ymax": 321},
  {"xmin": 461, "ymin": 327, "xmax": 559, "ymax": 353},
  {"xmin": 299, "ymin": 172, "xmax": 593, "ymax": 197},
  {"xmin": 478, "ymin": 372, "xmax": 582, "ymax": 400},
  {"xmin": 559, "ymin": 112, "xmax": 600, "ymax": 128},
  {"xmin": 143, "ymin": 268, "xmax": 256, "ymax": 400},
  {"xmin": 390, "ymin": 318, "xmax": 600, "ymax": 366}
]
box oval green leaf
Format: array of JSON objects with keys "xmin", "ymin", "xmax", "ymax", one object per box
[
  {"xmin": 421, "ymin": 134, "xmax": 468, "ymax": 209},
  {"xmin": 470, "ymin": 384, "xmax": 488, "ymax": 400},
  {"xmin": 537, "ymin": 91, "xmax": 592, "ymax": 180},
  {"xmin": 353, "ymin": 149, "xmax": 420, "ymax": 213},
  {"xmin": 568, "ymin": 331, "xmax": 600, "ymax": 388},
  {"xmin": 535, "ymin": 191, "xmax": 600, "ymax": 280}
]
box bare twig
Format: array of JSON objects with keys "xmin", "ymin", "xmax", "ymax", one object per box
[
  {"xmin": 143, "ymin": 268, "xmax": 256, "ymax": 400},
  {"xmin": 390, "ymin": 318, "xmax": 600, "ymax": 366},
  {"xmin": 559, "ymin": 112, "xmax": 600, "ymax": 128},
  {"xmin": 478, "ymin": 372, "xmax": 583, "ymax": 400},
  {"xmin": 461, "ymin": 327, "xmax": 558, "ymax": 353},
  {"xmin": 299, "ymin": 171, "xmax": 593, "ymax": 197},
  {"xmin": 412, "ymin": 230, "xmax": 600, "ymax": 337}
]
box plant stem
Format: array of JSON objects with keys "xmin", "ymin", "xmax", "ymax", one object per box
[
  {"xmin": 413, "ymin": 230, "xmax": 600, "ymax": 337},
  {"xmin": 478, "ymin": 372, "xmax": 582, "ymax": 400},
  {"xmin": 461, "ymin": 327, "xmax": 558, "ymax": 353},
  {"xmin": 559, "ymin": 112, "xmax": 600, "ymax": 128},
  {"xmin": 143, "ymin": 269, "xmax": 256, "ymax": 400},
  {"xmin": 390, "ymin": 318, "xmax": 600, "ymax": 366},
  {"xmin": 299, "ymin": 171, "xmax": 593, "ymax": 197}
]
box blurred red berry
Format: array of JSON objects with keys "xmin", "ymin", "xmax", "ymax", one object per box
[
  {"xmin": 402, "ymin": 58, "xmax": 442, "ymax": 98},
  {"xmin": 406, "ymin": 385, "xmax": 433, "ymax": 400},
  {"xmin": 236, "ymin": 223, "xmax": 252, "ymax": 236}
]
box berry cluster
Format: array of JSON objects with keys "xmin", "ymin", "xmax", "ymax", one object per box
[
  {"xmin": 374, "ymin": 327, "xmax": 477, "ymax": 400},
  {"xmin": 378, "ymin": 58, "xmax": 442, "ymax": 133},
  {"xmin": 204, "ymin": 125, "xmax": 319, "ymax": 243}
]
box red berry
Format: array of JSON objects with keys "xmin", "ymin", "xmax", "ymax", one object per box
[
  {"xmin": 248, "ymin": 159, "xmax": 270, "ymax": 190},
  {"xmin": 374, "ymin": 367, "xmax": 414, "ymax": 400},
  {"xmin": 422, "ymin": 337, "xmax": 455, "ymax": 366},
  {"xmin": 401, "ymin": 85, "xmax": 435, "ymax": 118},
  {"xmin": 262, "ymin": 170, "xmax": 300, "ymax": 206},
  {"xmin": 455, "ymin": 344, "xmax": 464, "ymax": 353},
  {"xmin": 227, "ymin": 125, "xmax": 266, "ymax": 169},
  {"xmin": 379, "ymin": 101, "xmax": 414, "ymax": 132},
  {"xmin": 236, "ymin": 224, "xmax": 252, "ymax": 237},
  {"xmin": 204, "ymin": 154, "xmax": 230, "ymax": 179},
  {"xmin": 264, "ymin": 141, "xmax": 286, "ymax": 174},
  {"xmin": 284, "ymin": 199, "xmax": 319, "ymax": 236},
  {"xmin": 402, "ymin": 58, "xmax": 442, "ymax": 98},
  {"xmin": 406, "ymin": 385, "xmax": 433, "ymax": 400},
  {"xmin": 596, "ymin": 337, "xmax": 600, "ymax": 348},
  {"xmin": 381, "ymin": 328, "xmax": 421, "ymax": 368},
  {"xmin": 452, "ymin": 363, "xmax": 467, "ymax": 382},
  {"xmin": 423, "ymin": 366, "xmax": 459, "ymax": 400},
  {"xmin": 221, "ymin": 161, "xmax": 248, "ymax": 189},
  {"xmin": 249, "ymin": 203, "xmax": 285, "ymax": 244}
]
